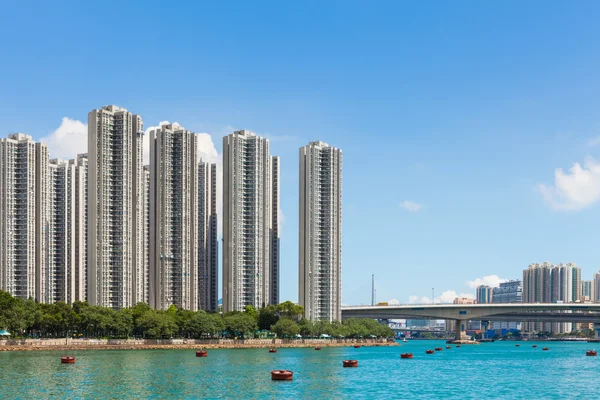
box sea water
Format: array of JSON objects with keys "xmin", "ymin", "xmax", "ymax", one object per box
[{"xmin": 0, "ymin": 341, "xmax": 597, "ymax": 399}]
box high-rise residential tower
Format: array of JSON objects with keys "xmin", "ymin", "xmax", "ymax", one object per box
[
  {"xmin": 88, "ymin": 105, "xmax": 144, "ymax": 309},
  {"xmin": 0, "ymin": 134, "xmax": 38, "ymax": 300},
  {"xmin": 149, "ymin": 123, "xmax": 199, "ymax": 311},
  {"xmin": 141, "ymin": 165, "xmax": 150, "ymax": 304},
  {"xmin": 43, "ymin": 159, "xmax": 77, "ymax": 304},
  {"xmin": 198, "ymin": 161, "xmax": 218, "ymax": 312},
  {"xmin": 70, "ymin": 154, "xmax": 88, "ymax": 302},
  {"xmin": 299, "ymin": 141, "xmax": 343, "ymax": 322},
  {"xmin": 523, "ymin": 262, "xmax": 553, "ymax": 332},
  {"xmin": 223, "ymin": 130, "xmax": 279, "ymax": 312}
]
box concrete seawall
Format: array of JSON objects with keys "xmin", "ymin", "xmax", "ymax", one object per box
[{"xmin": 0, "ymin": 338, "xmax": 397, "ymax": 352}]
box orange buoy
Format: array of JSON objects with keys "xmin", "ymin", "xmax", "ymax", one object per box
[
  {"xmin": 434, "ymin": 347, "xmax": 443, "ymax": 351},
  {"xmin": 196, "ymin": 350, "xmax": 208, "ymax": 357},
  {"xmin": 426, "ymin": 349, "xmax": 434, "ymax": 354},
  {"xmin": 353, "ymin": 345, "xmax": 361, "ymax": 349},
  {"xmin": 400, "ymin": 353, "xmax": 413, "ymax": 359},
  {"xmin": 271, "ymin": 370, "xmax": 293, "ymax": 381},
  {"xmin": 61, "ymin": 356, "xmax": 75, "ymax": 364},
  {"xmin": 586, "ymin": 350, "xmax": 597, "ymax": 356},
  {"xmin": 542, "ymin": 347, "xmax": 549, "ymax": 351},
  {"xmin": 269, "ymin": 348, "xmax": 277, "ymax": 353},
  {"xmin": 314, "ymin": 346, "xmax": 322, "ymax": 350},
  {"xmin": 343, "ymin": 359, "xmax": 358, "ymax": 367}
]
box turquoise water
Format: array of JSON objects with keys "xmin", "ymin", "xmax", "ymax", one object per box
[{"xmin": 0, "ymin": 341, "xmax": 598, "ymax": 399}]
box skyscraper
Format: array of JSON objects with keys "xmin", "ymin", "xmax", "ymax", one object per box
[
  {"xmin": 70, "ymin": 154, "xmax": 88, "ymax": 302},
  {"xmin": 88, "ymin": 105, "xmax": 144, "ymax": 309},
  {"xmin": 43, "ymin": 158, "xmax": 76, "ymax": 304},
  {"xmin": 198, "ymin": 161, "xmax": 218, "ymax": 312},
  {"xmin": 299, "ymin": 141, "xmax": 343, "ymax": 322},
  {"xmin": 523, "ymin": 262, "xmax": 581, "ymax": 333},
  {"xmin": 141, "ymin": 165, "xmax": 150, "ymax": 304},
  {"xmin": 0, "ymin": 134, "xmax": 38, "ymax": 300},
  {"xmin": 149, "ymin": 123, "xmax": 199, "ymax": 311},
  {"xmin": 523, "ymin": 262, "xmax": 553, "ymax": 332},
  {"xmin": 222, "ymin": 130, "xmax": 279, "ymax": 312},
  {"xmin": 476, "ymin": 285, "xmax": 493, "ymax": 304}
]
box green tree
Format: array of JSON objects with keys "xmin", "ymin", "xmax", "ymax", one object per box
[
  {"xmin": 271, "ymin": 318, "xmax": 300, "ymax": 338},
  {"xmin": 258, "ymin": 305, "xmax": 279, "ymax": 331},
  {"xmin": 276, "ymin": 301, "xmax": 304, "ymax": 321},
  {"xmin": 224, "ymin": 313, "xmax": 257, "ymax": 338}
]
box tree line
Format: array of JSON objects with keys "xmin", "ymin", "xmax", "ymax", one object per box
[{"xmin": 0, "ymin": 290, "xmax": 393, "ymax": 339}]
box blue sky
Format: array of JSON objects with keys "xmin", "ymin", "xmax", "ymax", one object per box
[{"xmin": 3, "ymin": 1, "xmax": 600, "ymax": 305}]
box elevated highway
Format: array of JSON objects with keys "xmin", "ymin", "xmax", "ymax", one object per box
[{"xmin": 342, "ymin": 303, "xmax": 600, "ymax": 339}]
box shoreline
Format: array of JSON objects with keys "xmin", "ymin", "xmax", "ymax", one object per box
[{"xmin": 0, "ymin": 339, "xmax": 398, "ymax": 352}]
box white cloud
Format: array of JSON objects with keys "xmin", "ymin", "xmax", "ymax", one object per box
[
  {"xmin": 538, "ymin": 157, "xmax": 600, "ymax": 211},
  {"xmin": 589, "ymin": 137, "xmax": 600, "ymax": 147},
  {"xmin": 399, "ymin": 200, "xmax": 423, "ymax": 212},
  {"xmin": 466, "ymin": 275, "xmax": 508, "ymax": 289},
  {"xmin": 388, "ymin": 299, "xmax": 400, "ymax": 305},
  {"xmin": 40, "ymin": 117, "xmax": 88, "ymax": 159},
  {"xmin": 408, "ymin": 291, "xmax": 475, "ymax": 305}
]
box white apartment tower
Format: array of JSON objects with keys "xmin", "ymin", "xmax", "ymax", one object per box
[
  {"xmin": 141, "ymin": 165, "xmax": 150, "ymax": 304},
  {"xmin": 149, "ymin": 123, "xmax": 199, "ymax": 310},
  {"xmin": 0, "ymin": 134, "xmax": 37, "ymax": 299},
  {"xmin": 198, "ymin": 161, "xmax": 218, "ymax": 311},
  {"xmin": 88, "ymin": 105, "xmax": 144, "ymax": 309},
  {"xmin": 223, "ymin": 130, "xmax": 279, "ymax": 312},
  {"xmin": 70, "ymin": 154, "xmax": 88, "ymax": 302},
  {"xmin": 40, "ymin": 159, "xmax": 77, "ymax": 304},
  {"xmin": 299, "ymin": 141, "xmax": 343, "ymax": 322}
]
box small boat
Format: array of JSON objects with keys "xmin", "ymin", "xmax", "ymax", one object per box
[
  {"xmin": 542, "ymin": 347, "xmax": 550, "ymax": 351},
  {"xmin": 343, "ymin": 360, "xmax": 359, "ymax": 368},
  {"xmin": 61, "ymin": 356, "xmax": 75, "ymax": 364},
  {"xmin": 515, "ymin": 344, "xmax": 520, "ymax": 347},
  {"xmin": 402, "ymin": 338, "xmax": 407, "ymax": 343},
  {"xmin": 532, "ymin": 345, "xmax": 538, "ymax": 348},
  {"xmin": 425, "ymin": 349, "xmax": 434, "ymax": 354},
  {"xmin": 400, "ymin": 353, "xmax": 413, "ymax": 359},
  {"xmin": 353, "ymin": 345, "xmax": 361, "ymax": 349},
  {"xmin": 456, "ymin": 345, "xmax": 461, "ymax": 348},
  {"xmin": 446, "ymin": 346, "xmax": 452, "ymax": 349},
  {"xmin": 434, "ymin": 347, "xmax": 443, "ymax": 351},
  {"xmin": 586, "ymin": 350, "xmax": 597, "ymax": 356},
  {"xmin": 269, "ymin": 348, "xmax": 277, "ymax": 353},
  {"xmin": 314, "ymin": 347, "xmax": 322, "ymax": 351}
]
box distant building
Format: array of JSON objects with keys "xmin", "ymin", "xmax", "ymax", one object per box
[
  {"xmin": 581, "ymin": 280, "xmax": 594, "ymax": 302},
  {"xmin": 454, "ymin": 297, "xmax": 476, "ymax": 304},
  {"xmin": 492, "ymin": 280, "xmax": 523, "ymax": 331},
  {"xmin": 523, "ymin": 262, "xmax": 581, "ymax": 333},
  {"xmin": 476, "ymin": 285, "xmax": 493, "ymax": 304}
]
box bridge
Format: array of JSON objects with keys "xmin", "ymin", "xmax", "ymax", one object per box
[{"xmin": 341, "ymin": 303, "xmax": 600, "ymax": 340}]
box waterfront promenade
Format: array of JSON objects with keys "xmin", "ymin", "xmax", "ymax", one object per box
[{"xmin": 0, "ymin": 337, "xmax": 395, "ymax": 352}]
